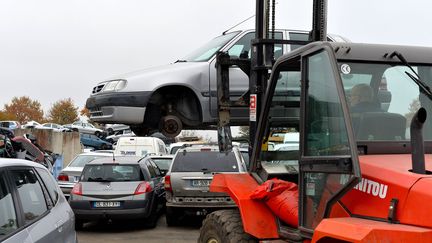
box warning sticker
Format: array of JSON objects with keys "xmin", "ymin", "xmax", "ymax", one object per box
[{"xmin": 250, "ymin": 94, "xmax": 257, "ymax": 121}]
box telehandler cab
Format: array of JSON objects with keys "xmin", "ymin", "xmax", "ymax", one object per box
[{"xmin": 199, "ymin": 0, "xmax": 432, "ymax": 242}]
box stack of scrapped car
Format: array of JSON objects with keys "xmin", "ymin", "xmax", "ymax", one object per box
[{"xmin": 164, "ymin": 145, "xmax": 247, "ymax": 226}]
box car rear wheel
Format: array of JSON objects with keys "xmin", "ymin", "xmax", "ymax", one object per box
[
  {"xmin": 75, "ymin": 219, "xmax": 84, "ymax": 230},
  {"xmin": 198, "ymin": 210, "xmax": 257, "ymax": 243},
  {"xmin": 165, "ymin": 206, "xmax": 181, "ymax": 226},
  {"xmin": 144, "ymin": 207, "xmax": 159, "ymax": 228}
]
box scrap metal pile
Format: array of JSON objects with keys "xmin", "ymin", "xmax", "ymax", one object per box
[{"xmin": 0, "ymin": 127, "xmax": 56, "ymax": 172}]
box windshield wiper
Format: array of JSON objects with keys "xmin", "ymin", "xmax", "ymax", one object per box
[
  {"xmin": 174, "ymin": 59, "xmax": 187, "ymax": 63},
  {"xmin": 390, "ymin": 51, "xmax": 432, "ymax": 99}
]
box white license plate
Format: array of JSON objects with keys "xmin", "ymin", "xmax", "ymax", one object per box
[
  {"xmin": 192, "ymin": 179, "xmax": 211, "ymax": 187},
  {"xmin": 74, "ymin": 176, "xmax": 80, "ymax": 182},
  {"xmin": 93, "ymin": 201, "xmax": 121, "ymax": 208}
]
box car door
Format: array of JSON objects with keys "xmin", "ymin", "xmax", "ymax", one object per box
[
  {"xmin": 145, "ymin": 160, "xmax": 164, "ymax": 208},
  {"xmin": 35, "ymin": 167, "xmax": 76, "ymax": 243},
  {"xmin": 0, "ymin": 169, "xmax": 31, "ymax": 243},
  {"xmin": 7, "ymin": 167, "xmax": 62, "ymax": 243},
  {"xmin": 209, "ymin": 30, "xmax": 284, "ymax": 119}
]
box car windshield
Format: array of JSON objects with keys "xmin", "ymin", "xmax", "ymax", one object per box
[
  {"xmin": 81, "ymin": 164, "xmax": 144, "ymax": 182},
  {"xmin": 337, "ymin": 62, "xmax": 432, "ymax": 141},
  {"xmin": 182, "ymin": 31, "xmax": 240, "ymax": 62},
  {"xmin": 68, "ymin": 155, "xmax": 107, "ymax": 167},
  {"xmin": 152, "ymin": 158, "xmax": 173, "ymax": 171},
  {"xmin": 171, "ymin": 151, "xmax": 239, "ymax": 172}
]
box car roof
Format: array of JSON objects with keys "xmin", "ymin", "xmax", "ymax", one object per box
[
  {"xmin": 178, "ymin": 145, "xmax": 220, "ymax": 152},
  {"xmin": 148, "ymin": 154, "xmax": 174, "ymax": 159},
  {"xmin": 87, "ymin": 156, "xmax": 142, "ymax": 165},
  {"xmin": 78, "ymin": 152, "xmax": 113, "ymax": 156},
  {"xmin": 0, "ymin": 158, "xmax": 46, "ymax": 169}
]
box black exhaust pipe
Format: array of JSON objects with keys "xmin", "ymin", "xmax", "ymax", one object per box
[{"xmin": 411, "ymin": 107, "xmax": 427, "ymax": 174}]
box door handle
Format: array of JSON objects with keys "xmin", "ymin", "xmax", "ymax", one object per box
[{"xmin": 55, "ymin": 219, "xmax": 64, "ymax": 233}]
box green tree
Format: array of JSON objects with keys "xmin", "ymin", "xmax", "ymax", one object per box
[
  {"xmin": 4, "ymin": 96, "xmax": 44, "ymax": 123},
  {"xmin": 47, "ymin": 98, "xmax": 79, "ymax": 124}
]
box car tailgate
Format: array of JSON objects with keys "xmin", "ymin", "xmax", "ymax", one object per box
[
  {"xmin": 81, "ymin": 181, "xmax": 143, "ymax": 199},
  {"xmin": 170, "ymin": 172, "xmax": 227, "ymax": 197}
]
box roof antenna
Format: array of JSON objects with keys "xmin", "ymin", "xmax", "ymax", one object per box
[{"xmin": 223, "ymin": 15, "xmax": 255, "ymax": 35}]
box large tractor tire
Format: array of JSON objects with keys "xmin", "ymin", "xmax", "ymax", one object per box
[{"xmin": 198, "ymin": 210, "xmax": 257, "ymax": 243}]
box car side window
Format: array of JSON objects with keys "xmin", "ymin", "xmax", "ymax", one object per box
[
  {"xmin": 228, "ymin": 31, "xmax": 283, "ymax": 59},
  {"xmin": 35, "ymin": 168, "xmax": 59, "ymax": 205},
  {"xmin": 146, "ymin": 161, "xmax": 157, "ymax": 178},
  {"xmin": 0, "ymin": 170, "xmax": 18, "ymax": 240},
  {"xmin": 9, "ymin": 168, "xmax": 49, "ymax": 224},
  {"xmin": 148, "ymin": 159, "xmax": 161, "ymax": 177}
]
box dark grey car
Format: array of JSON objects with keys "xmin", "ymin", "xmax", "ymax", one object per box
[
  {"xmin": 69, "ymin": 156, "xmax": 165, "ymax": 229},
  {"xmin": 0, "ymin": 158, "xmax": 76, "ymax": 243}
]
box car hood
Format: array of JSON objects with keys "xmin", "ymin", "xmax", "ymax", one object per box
[{"xmin": 107, "ymin": 62, "xmax": 210, "ymax": 92}]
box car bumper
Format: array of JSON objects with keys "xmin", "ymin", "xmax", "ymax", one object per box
[
  {"xmin": 70, "ymin": 200, "xmax": 150, "ymax": 220},
  {"xmin": 166, "ymin": 202, "xmax": 237, "ymax": 208},
  {"xmin": 58, "ymin": 183, "xmax": 75, "ymax": 198},
  {"xmin": 86, "ymin": 91, "xmax": 152, "ymax": 124}
]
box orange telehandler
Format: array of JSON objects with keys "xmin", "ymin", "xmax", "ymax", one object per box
[{"xmin": 198, "ymin": 0, "xmax": 432, "ymax": 242}]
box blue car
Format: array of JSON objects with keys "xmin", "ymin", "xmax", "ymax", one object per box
[{"xmin": 80, "ymin": 133, "xmax": 112, "ymax": 150}]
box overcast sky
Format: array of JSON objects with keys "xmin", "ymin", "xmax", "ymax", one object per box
[{"xmin": 0, "ymin": 0, "xmax": 431, "ymax": 112}]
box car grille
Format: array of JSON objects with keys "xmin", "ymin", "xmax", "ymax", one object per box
[
  {"xmin": 92, "ymin": 84, "xmax": 106, "ymax": 94},
  {"xmin": 174, "ymin": 196, "xmax": 233, "ymax": 204},
  {"xmin": 89, "ymin": 107, "xmax": 103, "ymax": 117}
]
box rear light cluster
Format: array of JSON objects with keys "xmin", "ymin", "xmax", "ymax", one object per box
[
  {"xmin": 71, "ymin": 183, "xmax": 82, "ymax": 196},
  {"xmin": 57, "ymin": 174, "xmax": 69, "ymax": 181},
  {"xmin": 164, "ymin": 175, "xmax": 173, "ymax": 192},
  {"xmin": 134, "ymin": 182, "xmax": 152, "ymax": 195}
]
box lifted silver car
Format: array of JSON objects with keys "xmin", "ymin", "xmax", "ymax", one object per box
[{"xmin": 86, "ymin": 29, "xmax": 347, "ymax": 137}]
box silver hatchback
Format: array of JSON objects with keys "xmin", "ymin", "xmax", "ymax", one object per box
[
  {"xmin": 164, "ymin": 145, "xmax": 247, "ymax": 226},
  {"xmin": 0, "ymin": 158, "xmax": 76, "ymax": 243},
  {"xmin": 69, "ymin": 156, "xmax": 165, "ymax": 228}
]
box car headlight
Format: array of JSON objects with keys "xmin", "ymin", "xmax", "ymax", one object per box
[{"xmin": 102, "ymin": 79, "xmax": 127, "ymax": 92}]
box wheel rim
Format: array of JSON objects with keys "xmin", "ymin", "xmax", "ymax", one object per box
[
  {"xmin": 207, "ymin": 238, "xmax": 219, "ymax": 243},
  {"xmin": 160, "ymin": 115, "xmax": 182, "ymax": 138}
]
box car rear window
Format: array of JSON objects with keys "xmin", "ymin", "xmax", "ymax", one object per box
[
  {"xmin": 171, "ymin": 151, "xmax": 238, "ymax": 172},
  {"xmin": 81, "ymin": 164, "xmax": 144, "ymax": 182},
  {"xmin": 152, "ymin": 158, "xmax": 173, "ymax": 171},
  {"xmin": 69, "ymin": 155, "xmax": 106, "ymax": 167}
]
